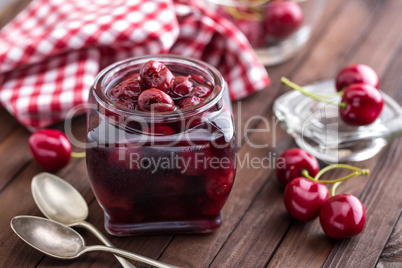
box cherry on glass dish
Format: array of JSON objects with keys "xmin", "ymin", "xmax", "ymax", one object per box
[
  {"xmin": 205, "ymin": 0, "xmax": 326, "ymax": 66},
  {"xmin": 273, "ymin": 80, "xmax": 402, "ymax": 162},
  {"xmin": 86, "ymin": 55, "xmax": 237, "ymax": 236}
]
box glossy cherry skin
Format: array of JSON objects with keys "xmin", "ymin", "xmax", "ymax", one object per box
[
  {"xmin": 319, "ymin": 194, "xmax": 366, "ymax": 239},
  {"xmin": 178, "ymin": 96, "xmax": 204, "ymax": 109},
  {"xmin": 264, "ymin": 1, "xmax": 303, "ymax": 40},
  {"xmin": 276, "ymin": 148, "xmax": 320, "ymax": 187},
  {"xmin": 190, "ymin": 86, "xmax": 212, "ymax": 98},
  {"xmin": 108, "ymin": 73, "xmax": 143, "ymax": 101},
  {"xmin": 140, "ymin": 60, "xmax": 174, "ymax": 93},
  {"xmin": 339, "ymin": 84, "xmax": 384, "ymax": 126},
  {"xmin": 284, "ymin": 177, "xmax": 329, "ymax": 221},
  {"xmin": 137, "ymin": 88, "xmax": 175, "ymax": 112},
  {"xmin": 28, "ymin": 129, "xmax": 72, "ymax": 171},
  {"xmin": 170, "ymin": 76, "xmax": 193, "ymax": 97},
  {"xmin": 335, "ymin": 64, "xmax": 379, "ymax": 92}
]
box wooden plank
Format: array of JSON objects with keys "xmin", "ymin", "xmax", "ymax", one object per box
[
  {"xmin": 209, "ymin": 0, "xmax": 402, "ymax": 267},
  {"xmin": 37, "ymin": 1, "xmax": 349, "ymax": 267},
  {"xmin": 157, "ymin": 0, "xmax": 395, "ymax": 266},
  {"xmin": 0, "ymin": 126, "xmax": 32, "ymax": 191},
  {"xmin": 0, "ymin": 107, "xmax": 19, "ymax": 142},
  {"xmin": 376, "ymin": 212, "xmax": 402, "ymax": 268},
  {"xmin": 0, "ymin": 0, "xmax": 31, "ymax": 28},
  {"xmin": 321, "ymin": 42, "xmax": 402, "ymax": 267}
]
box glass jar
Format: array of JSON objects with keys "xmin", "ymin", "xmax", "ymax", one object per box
[
  {"xmin": 205, "ymin": 0, "xmax": 327, "ymax": 66},
  {"xmin": 86, "ymin": 55, "xmax": 237, "ymax": 236}
]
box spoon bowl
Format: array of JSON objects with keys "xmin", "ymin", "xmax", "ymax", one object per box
[
  {"xmin": 11, "ymin": 215, "xmax": 86, "ymax": 259},
  {"xmin": 10, "ymin": 216, "xmax": 178, "ymax": 268},
  {"xmin": 31, "ymin": 173, "xmax": 88, "ymax": 225},
  {"xmin": 31, "ymin": 173, "xmax": 174, "ymax": 268}
]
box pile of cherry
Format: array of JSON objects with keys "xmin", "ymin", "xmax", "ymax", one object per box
[
  {"xmin": 107, "ymin": 60, "xmax": 212, "ymax": 112},
  {"xmin": 276, "ymin": 148, "xmax": 369, "ymax": 239},
  {"xmin": 282, "ymin": 64, "xmax": 383, "ymax": 126},
  {"xmin": 221, "ymin": 0, "xmax": 304, "ymax": 47}
]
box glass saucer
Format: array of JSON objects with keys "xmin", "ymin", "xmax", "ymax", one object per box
[{"xmin": 273, "ymin": 80, "xmax": 402, "ymax": 163}]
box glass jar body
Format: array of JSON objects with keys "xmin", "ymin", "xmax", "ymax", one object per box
[{"xmin": 86, "ymin": 55, "xmax": 237, "ymax": 236}]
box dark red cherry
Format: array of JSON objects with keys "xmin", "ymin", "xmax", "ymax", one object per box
[
  {"xmin": 276, "ymin": 148, "xmax": 320, "ymax": 187},
  {"xmin": 153, "ymin": 175, "xmax": 188, "ymax": 196},
  {"xmin": 108, "ymin": 73, "xmax": 143, "ymax": 100},
  {"xmin": 179, "ymin": 143, "xmax": 214, "ymax": 176},
  {"xmin": 178, "ymin": 96, "xmax": 204, "ymax": 109},
  {"xmin": 339, "ymin": 84, "xmax": 384, "ymax": 126},
  {"xmin": 28, "ymin": 129, "xmax": 72, "ymax": 171},
  {"xmin": 190, "ymin": 86, "xmax": 212, "ymax": 98},
  {"xmin": 284, "ymin": 177, "xmax": 329, "ymax": 221},
  {"xmin": 114, "ymin": 98, "xmax": 135, "ymax": 110},
  {"xmin": 137, "ymin": 88, "xmax": 175, "ymax": 112},
  {"xmin": 205, "ymin": 168, "xmax": 235, "ymax": 201},
  {"xmin": 264, "ymin": 1, "xmax": 303, "ymax": 40},
  {"xmin": 189, "ymin": 74, "xmax": 207, "ymax": 85},
  {"xmin": 335, "ymin": 64, "xmax": 379, "ymax": 92},
  {"xmin": 170, "ymin": 76, "xmax": 193, "ymax": 97},
  {"xmin": 319, "ymin": 194, "xmax": 366, "ymax": 239},
  {"xmin": 140, "ymin": 60, "xmax": 174, "ymax": 92}
]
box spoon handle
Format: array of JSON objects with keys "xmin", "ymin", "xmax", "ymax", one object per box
[
  {"xmin": 83, "ymin": 245, "xmax": 179, "ymax": 268},
  {"xmin": 75, "ymin": 221, "xmax": 136, "ymax": 268}
]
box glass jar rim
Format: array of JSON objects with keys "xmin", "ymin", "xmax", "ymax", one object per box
[{"xmin": 92, "ymin": 54, "xmax": 226, "ymax": 123}]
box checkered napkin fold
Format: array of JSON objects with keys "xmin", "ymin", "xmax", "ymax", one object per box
[{"xmin": 0, "ymin": 0, "xmax": 270, "ymax": 130}]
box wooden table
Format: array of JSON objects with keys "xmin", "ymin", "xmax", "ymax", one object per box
[{"xmin": 1, "ymin": 0, "xmax": 401, "ymax": 267}]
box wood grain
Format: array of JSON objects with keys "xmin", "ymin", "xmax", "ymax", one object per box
[
  {"xmin": 0, "ymin": 0, "xmax": 401, "ymax": 267},
  {"xmin": 377, "ymin": 212, "xmax": 402, "ymax": 268}
]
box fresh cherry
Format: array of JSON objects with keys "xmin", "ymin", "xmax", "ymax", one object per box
[
  {"xmin": 108, "ymin": 73, "xmax": 143, "ymax": 101},
  {"xmin": 281, "ymin": 77, "xmax": 384, "ymax": 126},
  {"xmin": 170, "ymin": 76, "xmax": 193, "ymax": 97},
  {"xmin": 178, "ymin": 96, "xmax": 204, "ymax": 109},
  {"xmin": 339, "ymin": 84, "xmax": 384, "ymax": 126},
  {"xmin": 284, "ymin": 177, "xmax": 329, "ymax": 221},
  {"xmin": 264, "ymin": 1, "xmax": 303, "ymax": 40},
  {"xmin": 28, "ymin": 129, "xmax": 72, "ymax": 171},
  {"xmin": 276, "ymin": 148, "xmax": 320, "ymax": 187},
  {"xmin": 140, "ymin": 60, "xmax": 174, "ymax": 93},
  {"xmin": 335, "ymin": 64, "xmax": 379, "ymax": 92},
  {"xmin": 319, "ymin": 194, "xmax": 366, "ymax": 239},
  {"xmin": 137, "ymin": 88, "xmax": 175, "ymax": 112},
  {"xmin": 190, "ymin": 86, "xmax": 212, "ymax": 98}
]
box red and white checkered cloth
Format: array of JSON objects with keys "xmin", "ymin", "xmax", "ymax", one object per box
[{"xmin": 0, "ymin": 0, "xmax": 270, "ymax": 130}]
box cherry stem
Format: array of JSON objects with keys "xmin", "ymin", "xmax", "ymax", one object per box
[
  {"xmin": 315, "ymin": 88, "xmax": 345, "ymax": 98},
  {"xmin": 331, "ymin": 181, "xmax": 342, "ymax": 197},
  {"xmin": 281, "ymin": 77, "xmax": 347, "ymax": 109},
  {"xmin": 301, "ymin": 164, "xmax": 370, "ymax": 184},
  {"xmin": 71, "ymin": 152, "xmax": 86, "ymax": 158},
  {"xmin": 301, "ymin": 170, "xmax": 315, "ymax": 180}
]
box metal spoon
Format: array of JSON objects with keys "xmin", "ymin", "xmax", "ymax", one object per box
[
  {"xmin": 31, "ymin": 172, "xmax": 168, "ymax": 268},
  {"xmin": 11, "ymin": 216, "xmax": 177, "ymax": 268}
]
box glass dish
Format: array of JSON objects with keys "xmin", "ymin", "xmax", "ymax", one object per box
[
  {"xmin": 86, "ymin": 55, "xmax": 237, "ymax": 236},
  {"xmin": 205, "ymin": 0, "xmax": 327, "ymax": 66},
  {"xmin": 273, "ymin": 80, "xmax": 402, "ymax": 162}
]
